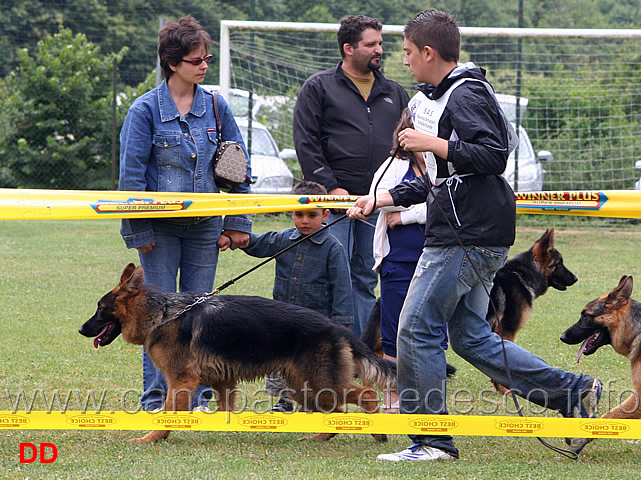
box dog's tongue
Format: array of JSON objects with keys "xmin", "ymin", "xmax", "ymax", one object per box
[
  {"xmin": 576, "ymin": 332, "xmax": 599, "ymax": 364},
  {"xmin": 576, "ymin": 339, "xmax": 589, "ymax": 363},
  {"xmin": 93, "ymin": 324, "xmax": 111, "ymax": 349}
]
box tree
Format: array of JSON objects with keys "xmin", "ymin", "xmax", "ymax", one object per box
[{"xmin": 0, "ymin": 28, "xmax": 128, "ymax": 189}]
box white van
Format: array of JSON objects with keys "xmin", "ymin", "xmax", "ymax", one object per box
[{"xmin": 496, "ymin": 94, "xmax": 553, "ymax": 192}]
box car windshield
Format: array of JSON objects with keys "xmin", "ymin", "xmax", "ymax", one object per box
[{"xmin": 239, "ymin": 126, "xmax": 279, "ymax": 157}]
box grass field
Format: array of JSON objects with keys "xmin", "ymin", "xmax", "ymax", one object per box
[{"xmin": 1, "ymin": 215, "xmax": 640, "ymax": 479}]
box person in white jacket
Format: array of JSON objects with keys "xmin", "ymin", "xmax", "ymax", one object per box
[{"xmin": 370, "ymin": 108, "xmax": 447, "ymax": 413}]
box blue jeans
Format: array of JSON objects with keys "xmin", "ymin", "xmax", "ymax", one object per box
[
  {"xmin": 138, "ymin": 217, "xmax": 221, "ymax": 411},
  {"xmin": 328, "ymin": 211, "xmax": 378, "ymax": 338},
  {"xmin": 398, "ymin": 245, "xmax": 596, "ymax": 457}
]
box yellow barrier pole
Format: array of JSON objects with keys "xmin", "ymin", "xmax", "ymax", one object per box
[
  {"xmin": 2, "ymin": 188, "xmax": 641, "ymax": 220},
  {"xmin": 0, "ymin": 411, "xmax": 639, "ymax": 440}
]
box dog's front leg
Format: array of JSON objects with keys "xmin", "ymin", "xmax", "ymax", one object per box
[{"xmin": 130, "ymin": 375, "xmax": 200, "ymax": 443}]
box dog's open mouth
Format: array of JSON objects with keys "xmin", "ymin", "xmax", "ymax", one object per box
[
  {"xmin": 94, "ymin": 323, "xmax": 115, "ymax": 349},
  {"xmin": 576, "ymin": 332, "xmax": 600, "ymax": 363}
]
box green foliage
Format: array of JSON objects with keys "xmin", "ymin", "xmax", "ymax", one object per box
[
  {"xmin": 525, "ymin": 62, "xmax": 641, "ymax": 190},
  {"xmin": 0, "ymin": 28, "xmax": 128, "ymax": 189}
]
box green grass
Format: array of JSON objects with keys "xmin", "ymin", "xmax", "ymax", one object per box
[{"xmin": 1, "ymin": 216, "xmax": 640, "ymax": 478}]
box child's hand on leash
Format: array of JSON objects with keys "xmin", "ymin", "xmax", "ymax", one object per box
[{"xmin": 218, "ymin": 230, "xmax": 250, "ymax": 251}]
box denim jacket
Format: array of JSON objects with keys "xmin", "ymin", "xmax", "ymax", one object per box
[
  {"xmin": 243, "ymin": 226, "xmax": 354, "ymax": 324},
  {"xmin": 119, "ymin": 81, "xmax": 252, "ymax": 248}
]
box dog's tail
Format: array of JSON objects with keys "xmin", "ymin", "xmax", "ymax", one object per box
[
  {"xmin": 360, "ymin": 298, "xmax": 383, "ymax": 357},
  {"xmin": 349, "ymin": 336, "xmax": 397, "ymax": 390}
]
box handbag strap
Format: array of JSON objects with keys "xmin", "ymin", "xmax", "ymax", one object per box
[{"xmin": 212, "ymin": 92, "xmax": 222, "ymax": 144}]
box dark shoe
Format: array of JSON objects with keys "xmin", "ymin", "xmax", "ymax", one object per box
[{"xmin": 271, "ymin": 398, "xmax": 294, "ymax": 413}]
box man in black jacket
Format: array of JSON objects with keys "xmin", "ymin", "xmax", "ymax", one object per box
[
  {"xmin": 348, "ymin": 9, "xmax": 601, "ymax": 462},
  {"xmin": 293, "ymin": 15, "xmax": 409, "ymax": 337}
]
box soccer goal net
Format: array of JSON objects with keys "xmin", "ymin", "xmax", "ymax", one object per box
[{"xmin": 220, "ymin": 21, "xmax": 641, "ymax": 194}]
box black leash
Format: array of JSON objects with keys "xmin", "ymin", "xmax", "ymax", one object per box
[
  {"xmin": 170, "ymin": 212, "xmax": 350, "ymax": 320},
  {"xmin": 212, "ymin": 213, "xmax": 348, "ymax": 294}
]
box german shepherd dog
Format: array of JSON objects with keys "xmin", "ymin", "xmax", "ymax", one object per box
[
  {"xmin": 561, "ymin": 275, "xmax": 641, "ymax": 453},
  {"xmin": 487, "ymin": 228, "xmax": 578, "ymax": 342},
  {"xmin": 361, "ymin": 229, "xmax": 576, "ymax": 383},
  {"xmin": 79, "ymin": 264, "xmax": 396, "ymax": 443}
]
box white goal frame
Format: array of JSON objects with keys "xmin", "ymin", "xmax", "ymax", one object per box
[{"xmin": 219, "ymin": 20, "xmax": 641, "ymax": 100}]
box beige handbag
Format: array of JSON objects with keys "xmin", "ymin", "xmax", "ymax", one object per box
[{"xmin": 212, "ymin": 93, "xmax": 249, "ymax": 190}]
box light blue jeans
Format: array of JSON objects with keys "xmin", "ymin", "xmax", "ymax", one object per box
[
  {"xmin": 138, "ymin": 217, "xmax": 221, "ymax": 411},
  {"xmin": 398, "ymin": 245, "xmax": 596, "ymax": 456},
  {"xmin": 328, "ymin": 211, "xmax": 378, "ymax": 338}
]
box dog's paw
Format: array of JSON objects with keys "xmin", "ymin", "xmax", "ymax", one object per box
[
  {"xmin": 129, "ymin": 430, "xmax": 169, "ymax": 443},
  {"xmin": 371, "ymin": 433, "xmax": 388, "ymax": 443}
]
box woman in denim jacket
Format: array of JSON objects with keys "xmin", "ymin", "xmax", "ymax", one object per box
[{"xmin": 118, "ymin": 16, "xmax": 252, "ymax": 412}]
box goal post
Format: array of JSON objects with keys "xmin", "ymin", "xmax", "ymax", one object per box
[{"xmin": 219, "ymin": 20, "xmax": 641, "ymax": 194}]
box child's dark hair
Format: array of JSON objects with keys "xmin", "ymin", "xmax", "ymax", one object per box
[
  {"xmin": 158, "ymin": 16, "xmax": 212, "ymax": 79},
  {"xmin": 337, "ymin": 15, "xmax": 382, "ymax": 58},
  {"xmin": 404, "ymin": 10, "xmax": 460, "ymax": 63},
  {"xmin": 391, "ymin": 108, "xmax": 414, "ymax": 160},
  {"xmin": 292, "ymin": 180, "xmax": 328, "ymax": 196}
]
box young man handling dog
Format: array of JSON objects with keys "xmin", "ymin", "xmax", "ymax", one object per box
[
  {"xmin": 348, "ymin": 9, "xmax": 602, "ymax": 461},
  {"xmin": 242, "ymin": 180, "xmax": 354, "ymax": 413}
]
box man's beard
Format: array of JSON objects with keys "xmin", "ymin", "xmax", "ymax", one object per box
[{"xmin": 367, "ymin": 56, "xmax": 382, "ymax": 71}]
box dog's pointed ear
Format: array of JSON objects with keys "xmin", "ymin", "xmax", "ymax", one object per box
[
  {"xmin": 532, "ymin": 228, "xmax": 555, "ymax": 260},
  {"xmin": 120, "ymin": 263, "xmax": 137, "ymax": 283},
  {"xmin": 608, "ymin": 275, "xmax": 633, "ymax": 307},
  {"xmin": 540, "ymin": 228, "xmax": 554, "ymax": 249},
  {"xmin": 125, "ymin": 266, "xmax": 145, "ymax": 293}
]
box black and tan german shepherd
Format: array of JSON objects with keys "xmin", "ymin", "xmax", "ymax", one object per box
[
  {"xmin": 361, "ymin": 229, "xmax": 575, "ymax": 393},
  {"xmin": 561, "ymin": 275, "xmax": 641, "ymax": 453},
  {"xmin": 79, "ymin": 263, "xmax": 396, "ymax": 443},
  {"xmin": 361, "ymin": 228, "xmax": 576, "ymax": 361},
  {"xmin": 487, "ymin": 228, "xmax": 578, "ymax": 342}
]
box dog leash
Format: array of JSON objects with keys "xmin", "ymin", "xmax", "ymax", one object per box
[
  {"xmin": 169, "ymin": 213, "xmax": 350, "ymax": 320},
  {"xmin": 384, "ymin": 148, "xmax": 580, "ymax": 460}
]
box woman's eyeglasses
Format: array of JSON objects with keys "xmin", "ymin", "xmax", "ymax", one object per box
[{"xmin": 181, "ymin": 54, "xmax": 213, "ymax": 66}]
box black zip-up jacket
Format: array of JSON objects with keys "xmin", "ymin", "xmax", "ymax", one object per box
[
  {"xmin": 293, "ymin": 62, "xmax": 409, "ymax": 195},
  {"xmin": 390, "ymin": 64, "xmax": 516, "ymax": 247}
]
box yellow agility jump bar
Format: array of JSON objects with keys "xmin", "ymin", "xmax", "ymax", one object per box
[
  {"xmin": 1, "ymin": 188, "xmax": 641, "ymax": 220},
  {"xmin": 0, "ymin": 411, "xmax": 640, "ymax": 440}
]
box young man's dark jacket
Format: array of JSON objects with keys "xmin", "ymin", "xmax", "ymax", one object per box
[
  {"xmin": 390, "ymin": 64, "xmax": 516, "ymax": 247},
  {"xmin": 293, "ymin": 62, "xmax": 409, "ymax": 195}
]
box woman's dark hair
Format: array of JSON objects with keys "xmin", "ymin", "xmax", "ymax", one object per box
[
  {"xmin": 337, "ymin": 15, "xmax": 382, "ymax": 58},
  {"xmin": 158, "ymin": 15, "xmax": 212, "ymax": 78},
  {"xmin": 390, "ymin": 108, "xmax": 414, "ymax": 160}
]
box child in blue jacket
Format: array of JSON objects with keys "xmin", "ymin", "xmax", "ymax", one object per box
[{"xmin": 242, "ymin": 180, "xmax": 354, "ymax": 411}]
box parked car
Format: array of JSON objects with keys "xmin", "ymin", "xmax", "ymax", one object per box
[
  {"xmin": 201, "ymin": 84, "xmax": 261, "ymax": 118},
  {"xmin": 201, "ymin": 85, "xmax": 293, "ymax": 194},
  {"xmin": 502, "ymin": 125, "xmax": 554, "ymax": 192},
  {"xmin": 235, "ymin": 117, "xmax": 294, "ymax": 194},
  {"xmin": 496, "ymin": 94, "xmax": 553, "ymax": 192}
]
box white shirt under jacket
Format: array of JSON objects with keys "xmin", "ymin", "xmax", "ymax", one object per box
[{"xmin": 370, "ymin": 156, "xmax": 427, "ymax": 272}]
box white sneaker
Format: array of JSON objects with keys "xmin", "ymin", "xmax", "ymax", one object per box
[{"xmin": 377, "ymin": 444, "xmax": 456, "ymax": 462}]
